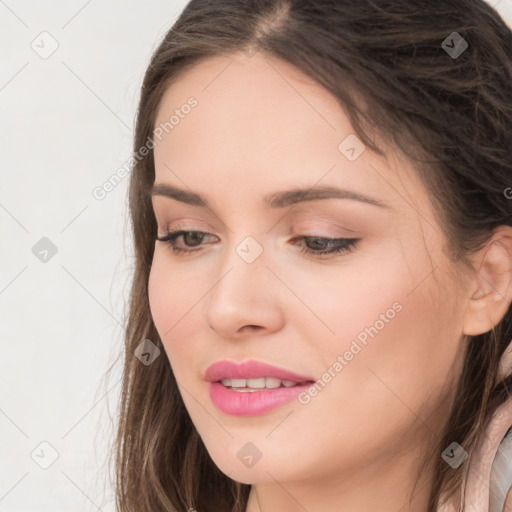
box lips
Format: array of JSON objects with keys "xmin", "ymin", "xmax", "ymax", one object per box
[
  {"xmin": 204, "ymin": 360, "xmax": 317, "ymax": 416},
  {"xmin": 204, "ymin": 359, "xmax": 315, "ymax": 384}
]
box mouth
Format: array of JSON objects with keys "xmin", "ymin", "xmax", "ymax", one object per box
[
  {"xmin": 218, "ymin": 377, "xmax": 314, "ymax": 391},
  {"xmin": 204, "ymin": 360, "xmax": 316, "ymax": 415},
  {"xmin": 204, "ymin": 359, "xmax": 315, "ymax": 383}
]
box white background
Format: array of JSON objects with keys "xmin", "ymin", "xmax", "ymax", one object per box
[{"xmin": 1, "ymin": 1, "xmax": 511, "ymax": 511}]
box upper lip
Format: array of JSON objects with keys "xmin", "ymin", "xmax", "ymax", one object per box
[{"xmin": 204, "ymin": 360, "xmax": 315, "ymax": 383}]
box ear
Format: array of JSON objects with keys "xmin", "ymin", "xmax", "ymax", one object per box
[{"xmin": 463, "ymin": 226, "xmax": 512, "ymax": 337}]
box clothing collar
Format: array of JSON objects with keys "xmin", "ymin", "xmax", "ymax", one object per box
[{"xmin": 437, "ymin": 343, "xmax": 512, "ymax": 511}]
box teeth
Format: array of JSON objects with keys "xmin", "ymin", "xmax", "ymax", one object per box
[
  {"xmin": 247, "ymin": 377, "xmax": 266, "ymax": 388},
  {"xmin": 220, "ymin": 377, "xmax": 302, "ymax": 389},
  {"xmin": 265, "ymin": 377, "xmax": 281, "ymax": 389}
]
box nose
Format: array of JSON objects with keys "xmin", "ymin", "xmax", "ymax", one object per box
[{"xmin": 203, "ymin": 245, "xmax": 285, "ymax": 340}]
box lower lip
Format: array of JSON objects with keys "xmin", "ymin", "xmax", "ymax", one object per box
[{"xmin": 208, "ymin": 381, "xmax": 313, "ymax": 416}]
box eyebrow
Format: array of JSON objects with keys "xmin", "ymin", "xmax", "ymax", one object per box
[{"xmin": 150, "ymin": 183, "xmax": 391, "ymax": 209}]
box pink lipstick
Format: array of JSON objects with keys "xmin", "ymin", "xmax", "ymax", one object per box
[{"xmin": 204, "ymin": 360, "xmax": 316, "ymax": 416}]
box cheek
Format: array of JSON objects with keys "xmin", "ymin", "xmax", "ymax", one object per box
[
  {"xmin": 147, "ymin": 254, "xmax": 204, "ymax": 368},
  {"xmin": 149, "ymin": 253, "xmax": 191, "ymax": 327},
  {"xmin": 321, "ymin": 265, "xmax": 459, "ymax": 432},
  {"xmin": 306, "ymin": 244, "xmax": 457, "ymax": 403},
  {"xmin": 288, "ymin": 272, "xmax": 457, "ymax": 475}
]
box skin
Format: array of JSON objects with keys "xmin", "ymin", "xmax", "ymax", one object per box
[{"xmin": 147, "ymin": 51, "xmax": 512, "ymax": 512}]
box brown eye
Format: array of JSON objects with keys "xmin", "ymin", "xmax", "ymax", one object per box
[
  {"xmin": 181, "ymin": 231, "xmax": 204, "ymax": 247},
  {"xmin": 155, "ymin": 230, "xmax": 215, "ymax": 254}
]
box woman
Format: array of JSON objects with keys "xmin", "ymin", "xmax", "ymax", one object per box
[{"xmin": 110, "ymin": 1, "xmax": 512, "ymax": 510}]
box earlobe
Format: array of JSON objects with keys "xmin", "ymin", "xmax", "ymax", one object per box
[{"xmin": 462, "ymin": 228, "xmax": 512, "ymax": 337}]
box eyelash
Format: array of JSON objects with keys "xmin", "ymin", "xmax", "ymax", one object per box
[{"xmin": 155, "ymin": 230, "xmax": 360, "ymax": 258}]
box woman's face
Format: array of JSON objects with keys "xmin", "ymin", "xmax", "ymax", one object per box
[{"xmin": 148, "ymin": 52, "xmax": 470, "ymax": 490}]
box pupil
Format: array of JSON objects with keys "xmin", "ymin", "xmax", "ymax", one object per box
[
  {"xmin": 185, "ymin": 232, "xmax": 203, "ymax": 246},
  {"xmin": 309, "ymin": 237, "xmax": 328, "ymax": 249}
]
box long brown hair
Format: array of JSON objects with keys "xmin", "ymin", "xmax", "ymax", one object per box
[{"xmin": 106, "ymin": 1, "xmax": 512, "ymax": 510}]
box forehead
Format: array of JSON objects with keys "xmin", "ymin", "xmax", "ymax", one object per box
[
  {"xmin": 151, "ymin": 52, "xmax": 432, "ymax": 223},
  {"xmin": 153, "ymin": 52, "xmax": 352, "ymax": 174}
]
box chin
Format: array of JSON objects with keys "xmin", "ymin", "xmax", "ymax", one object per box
[
  {"xmin": 207, "ymin": 447, "xmax": 298, "ymax": 485},
  {"xmin": 219, "ymin": 465, "xmax": 273, "ymax": 485}
]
